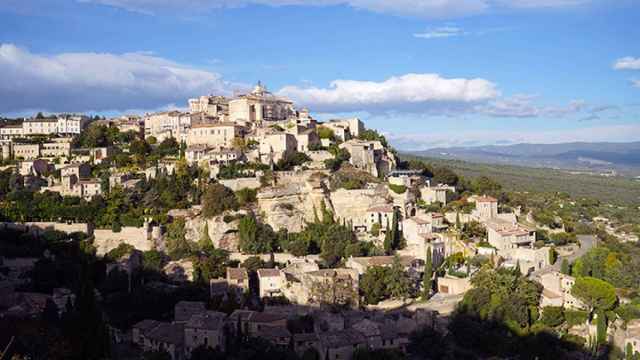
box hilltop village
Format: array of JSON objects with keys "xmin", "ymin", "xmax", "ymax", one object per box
[{"xmin": 1, "ymin": 83, "xmax": 640, "ymax": 360}]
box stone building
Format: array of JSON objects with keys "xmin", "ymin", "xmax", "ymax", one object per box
[
  {"xmin": 229, "ymin": 83, "xmax": 294, "ymax": 124},
  {"xmin": 188, "ymin": 95, "xmax": 229, "ymax": 118},
  {"xmin": 317, "ymin": 329, "xmax": 367, "ymax": 360},
  {"xmin": 186, "ymin": 123, "xmax": 243, "ymax": 148},
  {"xmin": 41, "ymin": 138, "xmax": 72, "ymax": 158},
  {"xmin": 257, "ymin": 268, "xmax": 286, "ymax": 298},
  {"xmin": 472, "ymin": 195, "xmax": 498, "ymax": 221},
  {"xmin": 12, "ymin": 143, "xmax": 40, "ymax": 160},
  {"xmin": 184, "ymin": 311, "xmax": 227, "ymax": 353},
  {"xmin": 536, "ymin": 270, "xmax": 585, "ymax": 309},
  {"xmin": 420, "ymin": 184, "xmax": 455, "ymax": 205}
]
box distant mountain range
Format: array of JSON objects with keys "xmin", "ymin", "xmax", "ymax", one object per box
[{"xmin": 411, "ymin": 141, "xmax": 640, "ymax": 176}]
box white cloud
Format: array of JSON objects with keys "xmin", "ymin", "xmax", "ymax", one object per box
[
  {"xmin": 76, "ymin": 0, "xmax": 590, "ymax": 18},
  {"xmin": 496, "ymin": 0, "xmax": 590, "ymax": 8},
  {"xmin": 277, "ymin": 73, "xmax": 499, "ymax": 113},
  {"xmin": 0, "ymin": 43, "xmax": 242, "ymax": 114},
  {"xmin": 613, "ymin": 57, "xmax": 640, "ymax": 70},
  {"xmin": 413, "ymin": 26, "xmax": 467, "ymax": 39},
  {"xmin": 477, "ymin": 94, "xmax": 586, "ymax": 118},
  {"xmin": 632, "ymin": 79, "xmax": 640, "ymax": 88}
]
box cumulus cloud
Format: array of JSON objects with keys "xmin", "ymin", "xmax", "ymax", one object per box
[
  {"xmin": 496, "ymin": 0, "xmax": 590, "ymax": 8},
  {"xmin": 277, "ymin": 73, "xmax": 499, "ymax": 113},
  {"xmin": 0, "ymin": 43, "xmax": 241, "ymax": 114},
  {"xmin": 76, "ymin": 0, "xmax": 589, "ymax": 18},
  {"xmin": 477, "ymin": 94, "xmax": 586, "ymax": 118},
  {"xmin": 413, "ymin": 26, "xmax": 467, "ymax": 39},
  {"xmin": 613, "ymin": 57, "xmax": 640, "ymax": 70}
]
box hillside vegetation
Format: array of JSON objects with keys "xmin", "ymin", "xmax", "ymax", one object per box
[{"xmin": 401, "ymin": 154, "xmax": 640, "ymax": 206}]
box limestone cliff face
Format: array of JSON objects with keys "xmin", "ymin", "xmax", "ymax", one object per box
[
  {"xmin": 330, "ymin": 184, "xmax": 389, "ymax": 223},
  {"xmin": 183, "ymin": 212, "xmax": 243, "ymax": 252},
  {"xmin": 257, "ymin": 180, "xmax": 333, "ymax": 232}
]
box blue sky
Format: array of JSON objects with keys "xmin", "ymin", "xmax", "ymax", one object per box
[{"xmin": 0, "ymin": 0, "xmax": 639, "ymax": 149}]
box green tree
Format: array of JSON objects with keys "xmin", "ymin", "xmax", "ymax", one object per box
[
  {"xmin": 165, "ymin": 218, "xmax": 193, "ymax": 259},
  {"xmin": 540, "ymin": 306, "xmax": 565, "ymax": 327},
  {"xmin": 198, "ymin": 222, "xmax": 213, "ymax": 252},
  {"xmin": 561, "ymin": 258, "xmax": 570, "ymax": 274},
  {"xmin": 388, "ymin": 255, "xmax": 411, "ymax": 300},
  {"xmin": 596, "ymin": 310, "xmax": 607, "ymax": 345},
  {"xmin": 360, "ymin": 266, "xmax": 391, "ymax": 304},
  {"xmin": 423, "ymin": 249, "xmax": 433, "ymax": 299},
  {"xmin": 571, "ymin": 276, "xmax": 617, "ymax": 315},
  {"xmin": 202, "ymin": 183, "xmax": 238, "ymax": 218}
]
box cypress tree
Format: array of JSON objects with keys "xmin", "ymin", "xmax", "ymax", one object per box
[
  {"xmin": 423, "ymin": 249, "xmax": 433, "ymax": 299},
  {"xmin": 561, "ymin": 258, "xmax": 570, "ymax": 274},
  {"xmin": 383, "ymin": 219, "xmax": 392, "ymax": 255}
]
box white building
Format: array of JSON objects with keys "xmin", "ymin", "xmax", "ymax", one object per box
[
  {"xmin": 257, "ymin": 268, "xmax": 285, "ymax": 298},
  {"xmin": 56, "ymin": 115, "xmax": 90, "ymax": 135},
  {"xmin": 228, "ymin": 83, "xmax": 294, "ymax": 124},
  {"xmin": 536, "ymin": 271, "xmax": 585, "ymax": 310}
]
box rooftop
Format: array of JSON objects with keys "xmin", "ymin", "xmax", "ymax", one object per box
[
  {"xmin": 146, "ymin": 322, "xmax": 184, "ymax": 345},
  {"xmin": 257, "ymin": 268, "xmax": 282, "ymax": 278},
  {"xmin": 319, "ymin": 329, "xmax": 366, "ymax": 348}
]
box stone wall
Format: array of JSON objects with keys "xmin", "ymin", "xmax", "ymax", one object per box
[
  {"xmin": 228, "ymin": 252, "xmax": 321, "ymax": 264},
  {"xmin": 93, "ymin": 226, "xmax": 157, "ymax": 255},
  {"xmin": 0, "ymin": 221, "xmax": 91, "ymax": 235},
  {"xmin": 219, "ymin": 177, "xmax": 261, "ymax": 192}
]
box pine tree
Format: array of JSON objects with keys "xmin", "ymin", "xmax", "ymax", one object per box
[{"xmin": 422, "ymin": 249, "xmax": 433, "ymax": 299}]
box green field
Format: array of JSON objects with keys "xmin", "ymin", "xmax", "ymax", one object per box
[{"xmin": 401, "ymin": 154, "xmax": 640, "ymax": 206}]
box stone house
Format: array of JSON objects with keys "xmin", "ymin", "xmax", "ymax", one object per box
[
  {"xmin": 255, "ymin": 326, "xmax": 292, "ymax": 347},
  {"xmin": 471, "ymin": 195, "xmax": 498, "ymax": 221},
  {"xmin": 60, "ymin": 163, "xmax": 91, "ymax": 179},
  {"xmin": 359, "ymin": 204, "xmax": 394, "ymax": 233},
  {"xmin": 186, "ymin": 122, "xmax": 243, "ymax": 148},
  {"xmin": 485, "ymin": 218, "xmax": 536, "ymax": 251},
  {"xmin": 226, "ymin": 267, "xmax": 250, "ymax": 295},
  {"xmin": 41, "ymin": 138, "xmax": 72, "ymax": 158},
  {"xmin": 301, "ymin": 269, "xmax": 360, "ymax": 308},
  {"xmin": 536, "ymin": 271, "xmax": 585, "ymax": 310},
  {"xmin": 132, "ymin": 319, "xmax": 161, "ymax": 347},
  {"xmin": 258, "ymin": 268, "xmax": 286, "ymax": 298},
  {"xmin": 420, "ymin": 184, "xmax": 455, "ymax": 205},
  {"xmin": 174, "ymin": 301, "xmax": 206, "ymax": 323},
  {"xmin": 13, "ymin": 143, "xmax": 41, "ymax": 160},
  {"xmin": 345, "ymin": 255, "xmax": 421, "ymax": 276},
  {"xmin": 184, "ymin": 311, "xmax": 227, "ymax": 354},
  {"xmin": 317, "ymin": 329, "xmax": 367, "ymax": 360},
  {"xmin": 144, "ymin": 322, "xmax": 185, "ymax": 360},
  {"xmin": 257, "ymin": 132, "xmax": 298, "ymax": 164},
  {"xmin": 437, "ymin": 275, "xmax": 471, "ymax": 295}
]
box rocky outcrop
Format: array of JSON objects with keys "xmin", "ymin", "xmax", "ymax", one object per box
[
  {"xmin": 183, "ymin": 212, "xmax": 244, "ymax": 252},
  {"xmin": 257, "ymin": 175, "xmax": 333, "ymax": 232},
  {"xmin": 330, "ymin": 184, "xmax": 389, "ymax": 223}
]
